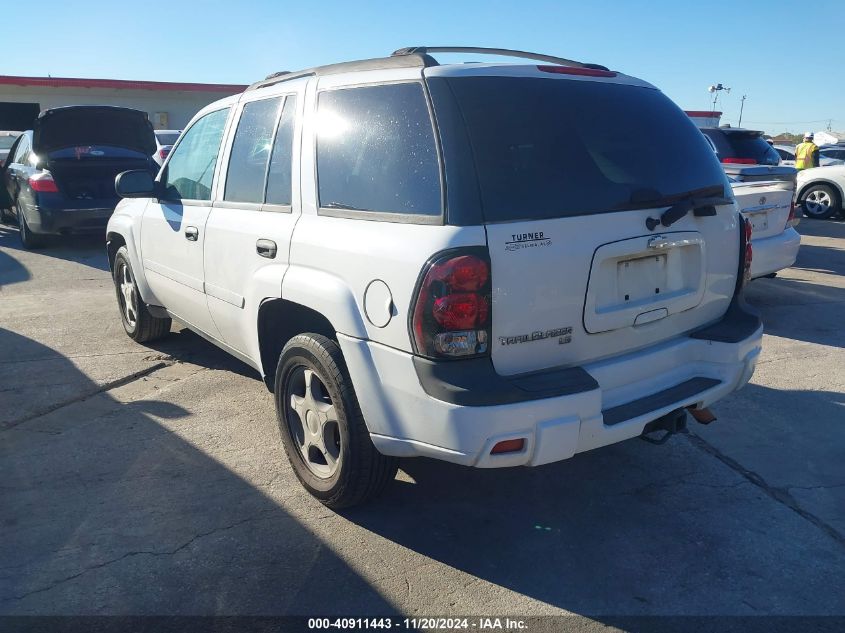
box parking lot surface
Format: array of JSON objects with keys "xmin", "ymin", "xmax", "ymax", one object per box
[{"xmin": 1, "ymin": 219, "xmax": 844, "ymax": 618}]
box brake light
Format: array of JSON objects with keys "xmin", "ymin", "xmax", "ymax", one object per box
[
  {"xmin": 411, "ymin": 250, "xmax": 491, "ymax": 358},
  {"xmin": 158, "ymin": 148, "xmax": 170, "ymax": 160},
  {"xmin": 742, "ymin": 218, "xmax": 753, "ymax": 286},
  {"xmin": 28, "ymin": 172, "xmax": 59, "ymax": 193},
  {"xmin": 722, "ymin": 157, "xmax": 756, "ymax": 165},
  {"xmin": 537, "ymin": 65, "xmax": 617, "ymax": 78},
  {"xmin": 786, "ymin": 199, "xmax": 797, "ymax": 227}
]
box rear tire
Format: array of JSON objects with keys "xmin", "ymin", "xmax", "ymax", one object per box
[
  {"xmin": 274, "ymin": 334, "xmax": 397, "ymax": 509},
  {"xmin": 800, "ymin": 184, "xmax": 840, "ymax": 220},
  {"xmin": 113, "ymin": 246, "xmax": 171, "ymax": 342},
  {"xmin": 18, "ymin": 203, "xmax": 44, "ymax": 249}
]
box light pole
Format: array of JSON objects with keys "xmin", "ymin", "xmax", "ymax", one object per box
[{"xmin": 738, "ymin": 94, "xmax": 747, "ymax": 127}]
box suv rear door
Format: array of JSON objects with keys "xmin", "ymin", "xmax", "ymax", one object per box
[
  {"xmin": 428, "ymin": 69, "xmax": 740, "ymax": 376},
  {"xmin": 202, "ymin": 80, "xmax": 305, "ymax": 357}
]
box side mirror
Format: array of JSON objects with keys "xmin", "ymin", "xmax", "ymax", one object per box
[{"xmin": 115, "ymin": 170, "xmax": 158, "ymax": 198}]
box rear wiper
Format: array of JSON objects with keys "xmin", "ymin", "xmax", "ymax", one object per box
[
  {"xmin": 645, "ymin": 194, "xmax": 734, "ymax": 230},
  {"xmin": 622, "ymin": 186, "xmax": 733, "ymax": 230}
]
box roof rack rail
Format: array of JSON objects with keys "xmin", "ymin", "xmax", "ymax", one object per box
[
  {"xmin": 248, "ymin": 53, "xmax": 439, "ymax": 92},
  {"xmin": 391, "ymin": 46, "xmax": 609, "ymax": 71}
]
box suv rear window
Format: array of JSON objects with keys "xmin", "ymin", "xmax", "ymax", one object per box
[
  {"xmin": 702, "ymin": 129, "xmax": 780, "ymax": 166},
  {"xmin": 431, "ymin": 76, "xmax": 728, "ymax": 223}
]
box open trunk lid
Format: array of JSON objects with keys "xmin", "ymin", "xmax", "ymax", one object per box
[
  {"xmin": 33, "ymin": 106, "xmax": 156, "ymax": 156},
  {"xmin": 429, "ymin": 70, "xmax": 741, "ymax": 376}
]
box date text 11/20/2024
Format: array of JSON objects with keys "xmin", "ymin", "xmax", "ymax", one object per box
[{"xmin": 308, "ymin": 617, "xmax": 529, "ymax": 630}]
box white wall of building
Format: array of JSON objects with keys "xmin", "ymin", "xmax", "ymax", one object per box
[{"xmin": 0, "ymin": 84, "xmax": 242, "ymax": 129}]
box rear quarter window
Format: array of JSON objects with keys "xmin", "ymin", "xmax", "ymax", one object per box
[{"xmin": 315, "ymin": 82, "xmax": 441, "ymax": 218}]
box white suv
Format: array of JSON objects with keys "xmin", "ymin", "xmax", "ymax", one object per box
[{"xmin": 107, "ymin": 47, "xmax": 763, "ymax": 508}]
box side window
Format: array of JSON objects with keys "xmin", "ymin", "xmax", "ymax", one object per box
[
  {"xmin": 316, "ymin": 83, "xmax": 441, "ymax": 216},
  {"xmin": 265, "ymin": 96, "xmax": 297, "ymax": 206},
  {"xmin": 163, "ymin": 108, "xmax": 228, "ymax": 201},
  {"xmin": 224, "ymin": 97, "xmax": 282, "ymax": 203},
  {"xmin": 12, "ymin": 136, "xmax": 30, "ymax": 164}
]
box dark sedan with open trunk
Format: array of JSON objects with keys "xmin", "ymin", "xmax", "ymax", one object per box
[{"xmin": 0, "ymin": 106, "xmax": 157, "ymax": 248}]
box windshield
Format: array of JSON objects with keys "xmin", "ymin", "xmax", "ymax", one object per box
[
  {"xmin": 430, "ymin": 76, "xmax": 728, "ymax": 222},
  {"xmin": 0, "ymin": 135, "xmax": 20, "ymax": 150},
  {"xmin": 156, "ymin": 133, "xmax": 180, "ymax": 146}
]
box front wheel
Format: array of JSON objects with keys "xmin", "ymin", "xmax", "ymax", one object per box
[
  {"xmin": 113, "ymin": 246, "xmax": 171, "ymax": 342},
  {"xmin": 801, "ymin": 184, "xmax": 840, "ymax": 220},
  {"xmin": 275, "ymin": 334, "xmax": 397, "ymax": 509}
]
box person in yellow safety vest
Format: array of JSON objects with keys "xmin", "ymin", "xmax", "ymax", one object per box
[{"xmin": 794, "ymin": 133, "xmax": 820, "ymax": 170}]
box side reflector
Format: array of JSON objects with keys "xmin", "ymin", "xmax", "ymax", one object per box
[
  {"xmin": 721, "ymin": 157, "xmax": 756, "ymax": 164},
  {"xmin": 491, "ymin": 438, "xmax": 525, "ymax": 454},
  {"xmin": 537, "ymin": 65, "xmax": 617, "ymax": 78}
]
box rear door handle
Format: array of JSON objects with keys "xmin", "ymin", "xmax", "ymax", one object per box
[
  {"xmin": 256, "ymin": 239, "xmax": 277, "ymax": 259},
  {"xmin": 185, "ymin": 226, "xmax": 199, "ymax": 241}
]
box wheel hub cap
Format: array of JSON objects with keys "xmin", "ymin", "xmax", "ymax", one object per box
[
  {"xmin": 118, "ymin": 264, "xmax": 138, "ymax": 327},
  {"xmin": 287, "ymin": 368, "xmax": 341, "ymax": 479}
]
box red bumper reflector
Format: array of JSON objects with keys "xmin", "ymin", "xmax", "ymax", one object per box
[{"xmin": 491, "ymin": 438, "xmax": 525, "ymax": 454}]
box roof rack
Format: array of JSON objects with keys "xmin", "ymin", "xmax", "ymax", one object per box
[
  {"xmin": 248, "ymin": 46, "xmax": 609, "ymax": 93},
  {"xmin": 391, "ymin": 46, "xmax": 609, "ymax": 71},
  {"xmin": 247, "ymin": 53, "xmax": 438, "ymax": 92}
]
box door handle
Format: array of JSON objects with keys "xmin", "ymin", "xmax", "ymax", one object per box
[
  {"xmin": 256, "ymin": 239, "xmax": 277, "ymax": 259},
  {"xmin": 184, "ymin": 226, "xmax": 199, "ymax": 241}
]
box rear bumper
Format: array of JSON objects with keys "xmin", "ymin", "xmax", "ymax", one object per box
[
  {"xmin": 25, "ymin": 205, "xmax": 114, "ymax": 235},
  {"xmin": 750, "ymin": 227, "xmax": 801, "ymax": 278},
  {"xmin": 340, "ymin": 306, "xmax": 763, "ymax": 468}
]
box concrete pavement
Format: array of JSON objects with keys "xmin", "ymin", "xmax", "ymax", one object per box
[{"xmin": 1, "ymin": 219, "xmax": 843, "ymax": 619}]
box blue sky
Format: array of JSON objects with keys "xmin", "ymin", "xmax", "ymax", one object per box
[{"xmin": 5, "ymin": 0, "xmax": 843, "ymax": 134}]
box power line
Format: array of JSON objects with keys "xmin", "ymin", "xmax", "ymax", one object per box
[{"xmin": 739, "ymin": 118, "xmax": 836, "ymax": 125}]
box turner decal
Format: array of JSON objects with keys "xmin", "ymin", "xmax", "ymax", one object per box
[{"xmin": 504, "ymin": 231, "xmax": 552, "ymax": 252}]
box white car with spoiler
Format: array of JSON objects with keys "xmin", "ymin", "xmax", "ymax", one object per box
[
  {"xmin": 724, "ymin": 165, "xmax": 801, "ymax": 278},
  {"xmin": 107, "ymin": 46, "xmax": 763, "ymax": 508}
]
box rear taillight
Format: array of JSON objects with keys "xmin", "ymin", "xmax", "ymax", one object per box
[
  {"xmin": 786, "ymin": 199, "xmax": 798, "ymax": 227},
  {"xmin": 411, "ymin": 249, "xmax": 491, "ymax": 358},
  {"xmin": 722, "ymin": 157, "xmax": 756, "ymax": 165},
  {"xmin": 741, "ymin": 217, "xmax": 753, "ymax": 288},
  {"xmin": 28, "ymin": 172, "xmax": 59, "ymax": 193},
  {"xmin": 158, "ymin": 148, "xmax": 170, "ymax": 160}
]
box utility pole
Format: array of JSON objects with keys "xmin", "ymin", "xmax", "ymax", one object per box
[{"xmin": 738, "ymin": 95, "xmax": 747, "ymax": 128}]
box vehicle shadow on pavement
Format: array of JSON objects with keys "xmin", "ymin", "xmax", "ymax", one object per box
[
  {"xmin": 0, "ymin": 240, "xmax": 30, "ymax": 286},
  {"xmin": 147, "ymin": 328, "xmax": 262, "ymax": 381},
  {"xmin": 0, "ymin": 328, "xmax": 396, "ymax": 615},
  {"xmin": 0, "ymin": 222, "xmax": 109, "ymax": 272},
  {"xmin": 344, "ymin": 391, "xmax": 845, "ymax": 615}
]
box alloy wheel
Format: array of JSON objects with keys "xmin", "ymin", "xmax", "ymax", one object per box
[
  {"xmin": 804, "ymin": 189, "xmax": 832, "ymax": 216},
  {"xmin": 285, "ymin": 366, "xmax": 342, "ymax": 479},
  {"xmin": 117, "ymin": 261, "xmax": 138, "ymax": 328}
]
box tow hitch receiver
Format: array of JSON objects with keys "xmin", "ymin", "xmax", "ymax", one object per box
[
  {"xmin": 639, "ymin": 408, "xmax": 688, "ymax": 445},
  {"xmin": 687, "ymin": 406, "xmax": 717, "ymax": 425}
]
